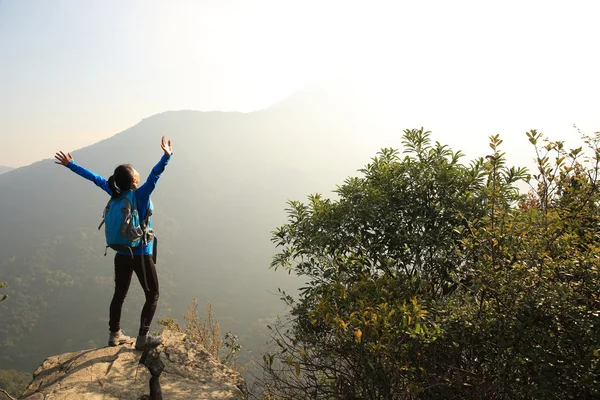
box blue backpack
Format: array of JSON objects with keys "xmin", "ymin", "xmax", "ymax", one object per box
[{"xmin": 98, "ymin": 190, "xmax": 150, "ymax": 255}]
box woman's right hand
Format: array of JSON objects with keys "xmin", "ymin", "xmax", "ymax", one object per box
[{"xmin": 54, "ymin": 151, "xmax": 73, "ymax": 166}]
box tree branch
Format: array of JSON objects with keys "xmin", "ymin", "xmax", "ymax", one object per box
[{"xmin": 0, "ymin": 389, "xmax": 17, "ymax": 400}]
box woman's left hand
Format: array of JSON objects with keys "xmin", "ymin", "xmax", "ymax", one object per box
[{"xmin": 161, "ymin": 136, "xmax": 173, "ymax": 156}]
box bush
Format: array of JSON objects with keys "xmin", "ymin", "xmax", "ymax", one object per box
[
  {"xmin": 159, "ymin": 298, "xmax": 241, "ymax": 369},
  {"xmin": 257, "ymin": 128, "xmax": 600, "ymax": 399}
]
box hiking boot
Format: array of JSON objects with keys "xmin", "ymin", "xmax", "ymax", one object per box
[
  {"xmin": 108, "ymin": 330, "xmax": 135, "ymax": 347},
  {"xmin": 135, "ymin": 334, "xmax": 163, "ymax": 351}
]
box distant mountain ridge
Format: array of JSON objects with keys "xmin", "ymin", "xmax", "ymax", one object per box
[
  {"xmin": 0, "ymin": 166, "xmax": 13, "ymax": 175},
  {"xmin": 0, "ymin": 84, "xmax": 400, "ymax": 374}
]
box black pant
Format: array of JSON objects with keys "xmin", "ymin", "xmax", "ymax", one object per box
[{"xmin": 109, "ymin": 254, "xmax": 159, "ymax": 336}]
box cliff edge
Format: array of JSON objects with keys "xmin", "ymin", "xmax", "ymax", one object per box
[{"xmin": 19, "ymin": 330, "xmax": 246, "ymax": 399}]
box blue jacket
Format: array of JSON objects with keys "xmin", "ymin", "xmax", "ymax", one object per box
[{"xmin": 67, "ymin": 154, "xmax": 172, "ymax": 255}]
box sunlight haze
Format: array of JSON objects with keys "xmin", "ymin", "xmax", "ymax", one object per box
[
  {"xmin": 1, "ymin": 0, "xmax": 599, "ymax": 168},
  {"xmin": 3, "ymin": 2, "xmax": 600, "ymax": 391}
]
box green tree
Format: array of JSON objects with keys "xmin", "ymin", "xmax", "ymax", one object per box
[
  {"xmin": 258, "ymin": 129, "xmax": 492, "ymax": 398},
  {"xmin": 258, "ymin": 128, "xmax": 600, "ymax": 399},
  {"xmin": 434, "ymin": 130, "xmax": 600, "ymax": 398}
]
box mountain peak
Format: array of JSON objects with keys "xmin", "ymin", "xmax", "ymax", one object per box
[{"xmin": 20, "ymin": 330, "xmax": 246, "ymax": 399}]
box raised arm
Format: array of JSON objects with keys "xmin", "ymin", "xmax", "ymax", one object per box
[
  {"xmin": 54, "ymin": 151, "xmax": 112, "ymax": 195},
  {"xmin": 136, "ymin": 136, "xmax": 173, "ymax": 201}
]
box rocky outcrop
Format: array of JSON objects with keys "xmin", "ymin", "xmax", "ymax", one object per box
[{"xmin": 20, "ymin": 330, "xmax": 246, "ymax": 399}]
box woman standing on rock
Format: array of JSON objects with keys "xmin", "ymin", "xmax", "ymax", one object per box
[{"xmin": 54, "ymin": 136, "xmax": 173, "ymax": 350}]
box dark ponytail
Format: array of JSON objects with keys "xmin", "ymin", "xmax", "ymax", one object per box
[{"xmin": 108, "ymin": 164, "xmax": 136, "ymax": 198}]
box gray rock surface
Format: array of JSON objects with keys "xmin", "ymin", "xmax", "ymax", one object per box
[{"xmin": 20, "ymin": 330, "xmax": 246, "ymax": 399}]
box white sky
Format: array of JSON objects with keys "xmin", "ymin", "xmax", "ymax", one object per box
[{"xmin": 1, "ymin": 0, "xmax": 599, "ymax": 167}]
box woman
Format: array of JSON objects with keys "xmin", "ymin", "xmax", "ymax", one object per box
[{"xmin": 55, "ymin": 136, "xmax": 173, "ymax": 350}]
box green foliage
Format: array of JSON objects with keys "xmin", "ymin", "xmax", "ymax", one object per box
[
  {"xmin": 441, "ymin": 129, "xmax": 600, "ymax": 399},
  {"xmin": 0, "ymin": 369, "xmax": 31, "ymax": 397},
  {"xmin": 0, "ymin": 232, "xmax": 107, "ymax": 371},
  {"xmin": 258, "ymin": 128, "xmax": 600, "ymax": 399},
  {"xmin": 259, "ymin": 128, "xmax": 488, "ymax": 398}
]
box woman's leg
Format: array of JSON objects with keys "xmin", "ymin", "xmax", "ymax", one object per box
[
  {"xmin": 132, "ymin": 255, "xmax": 160, "ymax": 336},
  {"xmin": 109, "ymin": 254, "xmax": 135, "ymax": 333}
]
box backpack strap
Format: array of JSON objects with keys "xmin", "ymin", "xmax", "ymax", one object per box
[
  {"xmin": 98, "ymin": 200, "xmax": 111, "ymax": 230},
  {"xmin": 142, "ymin": 208, "xmax": 153, "ymax": 230},
  {"xmin": 131, "ymin": 191, "xmax": 151, "ymax": 292}
]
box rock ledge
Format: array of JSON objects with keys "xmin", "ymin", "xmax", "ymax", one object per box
[{"xmin": 20, "ymin": 330, "xmax": 246, "ymax": 399}]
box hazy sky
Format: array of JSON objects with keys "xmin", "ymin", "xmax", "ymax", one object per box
[{"xmin": 1, "ymin": 0, "xmax": 599, "ymax": 167}]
